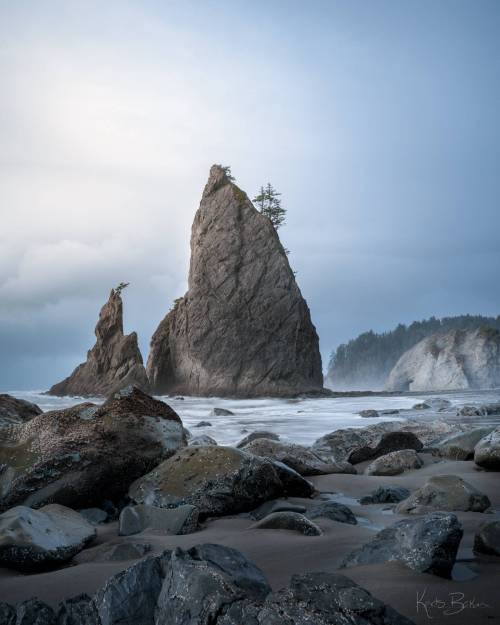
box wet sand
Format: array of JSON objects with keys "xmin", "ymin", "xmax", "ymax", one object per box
[{"xmin": 1, "ymin": 454, "xmax": 499, "ymax": 624}]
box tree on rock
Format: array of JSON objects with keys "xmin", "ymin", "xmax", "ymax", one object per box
[{"xmin": 253, "ymin": 183, "xmax": 286, "ymax": 230}]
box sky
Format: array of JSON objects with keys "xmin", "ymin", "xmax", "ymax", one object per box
[{"xmin": 1, "ymin": 0, "xmax": 499, "ymax": 390}]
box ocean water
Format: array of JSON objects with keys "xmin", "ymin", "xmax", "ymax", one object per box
[{"xmin": 7, "ymin": 388, "xmax": 500, "ymax": 447}]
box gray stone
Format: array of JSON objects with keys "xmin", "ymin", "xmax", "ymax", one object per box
[
  {"xmin": 48, "ymin": 288, "xmax": 149, "ymax": 397},
  {"xmin": 438, "ymin": 427, "xmax": 495, "ymax": 460},
  {"xmin": 194, "ymin": 421, "xmax": 212, "ymax": 428},
  {"xmin": 146, "ymin": 165, "xmax": 323, "ymax": 397},
  {"xmin": 0, "ymin": 603, "xmax": 15, "ymax": 625},
  {"xmin": 307, "ymin": 501, "xmax": 357, "ymax": 525},
  {"xmin": 78, "ymin": 508, "xmax": 107, "ymax": 525},
  {"xmin": 359, "ymin": 409, "xmax": 380, "ymax": 418},
  {"xmin": 474, "ymin": 427, "xmax": 500, "ymax": 470},
  {"xmin": 342, "ymin": 512, "xmax": 463, "ymax": 578},
  {"xmin": 365, "ymin": 449, "xmax": 423, "ymax": 476},
  {"xmin": 242, "ymin": 438, "xmax": 356, "ymax": 476},
  {"xmin": 189, "ymin": 434, "xmax": 218, "ymax": 446},
  {"xmin": 56, "ymin": 594, "xmax": 99, "ymax": 625},
  {"xmin": 250, "ymin": 500, "xmax": 307, "ymax": 521},
  {"xmin": 0, "ymin": 387, "xmax": 186, "ymax": 511},
  {"xmin": 360, "ymin": 486, "xmax": 410, "ymax": 505},
  {"xmin": 129, "ymin": 446, "xmax": 313, "ymax": 518},
  {"xmin": 156, "ymin": 544, "xmax": 271, "ymax": 625},
  {"xmin": 474, "ymin": 520, "xmax": 500, "ymax": 556},
  {"xmin": 118, "ymin": 504, "xmax": 198, "ymax": 536},
  {"xmin": 395, "ymin": 475, "xmax": 490, "ymax": 514},
  {"xmin": 236, "ymin": 431, "xmax": 280, "ymax": 448},
  {"xmin": 386, "ymin": 328, "xmax": 500, "ymax": 391},
  {"xmin": 15, "ymin": 598, "xmax": 55, "ymax": 625},
  {"xmin": 0, "ymin": 394, "xmax": 42, "ymax": 427},
  {"xmin": 250, "ymin": 511, "xmax": 322, "ymax": 536},
  {"xmin": 0, "ymin": 504, "xmax": 95, "ymax": 571},
  {"xmin": 211, "ymin": 408, "xmax": 234, "ymax": 416}
]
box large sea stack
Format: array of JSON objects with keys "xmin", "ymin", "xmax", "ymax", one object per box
[
  {"xmin": 385, "ymin": 327, "xmax": 500, "ymax": 391},
  {"xmin": 147, "ymin": 165, "xmax": 323, "ymax": 397},
  {"xmin": 48, "ymin": 288, "xmax": 149, "ymax": 396}
]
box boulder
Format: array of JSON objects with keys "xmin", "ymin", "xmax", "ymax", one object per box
[
  {"xmin": 342, "ymin": 512, "xmax": 463, "ymax": 578},
  {"xmin": 438, "ymin": 427, "xmax": 495, "ymax": 460},
  {"xmin": 48, "ymin": 288, "xmax": 149, "ymax": 397},
  {"xmin": 359, "ymin": 409, "xmax": 380, "ymax": 418},
  {"xmin": 118, "ymin": 504, "xmax": 198, "ymax": 536},
  {"xmin": 194, "ymin": 421, "xmax": 212, "ymax": 428},
  {"xmin": 56, "ymin": 594, "xmax": 99, "ymax": 625},
  {"xmin": 250, "ymin": 500, "xmax": 307, "ymax": 521},
  {"xmin": 15, "ymin": 598, "xmax": 55, "ymax": 625},
  {"xmin": 360, "ymin": 486, "xmax": 410, "ymax": 505},
  {"xmin": 307, "ymin": 501, "xmax": 357, "ymax": 525},
  {"xmin": 385, "ymin": 328, "xmax": 500, "ymax": 391},
  {"xmin": 129, "ymin": 446, "xmax": 313, "ymax": 518},
  {"xmin": 189, "ymin": 434, "xmax": 218, "ymax": 446},
  {"xmin": 250, "ymin": 511, "xmax": 322, "ymax": 536},
  {"xmin": 146, "ymin": 165, "xmax": 323, "ymax": 397},
  {"xmin": 365, "ymin": 449, "xmax": 423, "ymax": 476},
  {"xmin": 0, "ymin": 504, "xmax": 95, "ymax": 571},
  {"xmin": 211, "ymin": 408, "xmax": 234, "ymax": 416},
  {"xmin": 0, "ymin": 386, "xmax": 186, "ymax": 511},
  {"xmin": 78, "ymin": 508, "xmax": 108, "ymax": 525},
  {"xmin": 0, "ymin": 394, "xmax": 42, "ymax": 427},
  {"xmin": 73, "ymin": 542, "xmax": 151, "ymax": 564},
  {"xmin": 395, "ymin": 475, "xmax": 491, "ymax": 514},
  {"xmin": 242, "ymin": 438, "xmax": 356, "ymax": 476},
  {"xmin": 474, "ymin": 427, "xmax": 500, "ymax": 470},
  {"xmin": 350, "ymin": 431, "xmax": 423, "ymax": 464},
  {"xmin": 256, "ymin": 572, "xmax": 414, "ymax": 625},
  {"xmin": 412, "ymin": 402, "xmax": 430, "ymax": 410},
  {"xmin": 236, "ymin": 431, "xmax": 280, "ymax": 448},
  {"xmin": 0, "ymin": 603, "xmax": 15, "ymax": 625},
  {"xmin": 473, "ymin": 520, "xmax": 500, "ymax": 556},
  {"xmin": 155, "ymin": 544, "xmax": 271, "ymax": 624}
]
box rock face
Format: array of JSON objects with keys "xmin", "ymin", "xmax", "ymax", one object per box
[
  {"xmin": 48, "ymin": 288, "xmax": 149, "ymax": 397},
  {"xmin": 474, "ymin": 427, "xmax": 500, "ymax": 470},
  {"xmin": 0, "ymin": 504, "xmax": 95, "ymax": 571},
  {"xmin": 147, "ymin": 165, "xmax": 323, "ymax": 397},
  {"xmin": 0, "ymin": 387, "xmax": 186, "ymax": 511},
  {"xmin": 0, "ymin": 394, "xmax": 42, "ymax": 427},
  {"xmin": 395, "ymin": 475, "xmax": 491, "ymax": 514},
  {"xmin": 128, "ymin": 445, "xmax": 314, "ymax": 518},
  {"xmin": 342, "ymin": 512, "xmax": 463, "ymax": 578},
  {"xmin": 385, "ymin": 327, "xmax": 500, "ymax": 391}
]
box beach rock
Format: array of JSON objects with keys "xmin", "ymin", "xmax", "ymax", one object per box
[
  {"xmin": 250, "ymin": 511, "xmax": 322, "ymax": 536},
  {"xmin": 93, "ymin": 553, "xmax": 169, "ymax": 625},
  {"xmin": 266, "ymin": 461, "xmax": 315, "ymax": 498},
  {"xmin": 438, "ymin": 427, "xmax": 495, "ymax": 460},
  {"xmin": 395, "ymin": 475, "xmax": 491, "ymax": 514},
  {"xmin": 48, "ymin": 288, "xmax": 149, "ymax": 397},
  {"xmin": 0, "ymin": 386, "xmax": 186, "ymax": 511},
  {"xmin": 359, "ymin": 409, "xmax": 380, "ymax": 418},
  {"xmin": 73, "ymin": 542, "xmax": 151, "ymax": 564},
  {"xmin": 129, "ymin": 446, "xmax": 313, "ymax": 518},
  {"xmin": 236, "ymin": 431, "xmax": 280, "ymax": 448},
  {"xmin": 56, "ymin": 594, "xmax": 99, "ymax": 625},
  {"xmin": 189, "ymin": 434, "xmax": 218, "ymax": 446},
  {"xmin": 385, "ymin": 327, "xmax": 500, "ymax": 391},
  {"xmin": 424, "ymin": 398, "xmax": 452, "ymax": 411},
  {"xmin": 349, "ymin": 431, "xmax": 423, "ymax": 465},
  {"xmin": 257, "ymin": 572, "xmax": 415, "ymax": 625},
  {"xmin": 118, "ymin": 504, "xmax": 198, "ymax": 536},
  {"xmin": 15, "ymin": 598, "xmax": 55, "ymax": 625},
  {"xmin": 194, "ymin": 421, "xmax": 212, "ymax": 428},
  {"xmin": 474, "ymin": 427, "xmax": 500, "ymax": 470},
  {"xmin": 365, "ymin": 449, "xmax": 423, "ymax": 476},
  {"xmin": 360, "ymin": 486, "xmax": 410, "ymax": 505},
  {"xmin": 242, "ymin": 438, "xmax": 356, "ymax": 476},
  {"xmin": 0, "ymin": 504, "xmax": 95, "ymax": 571},
  {"xmin": 211, "ymin": 408, "xmax": 234, "ymax": 416},
  {"xmin": 412, "ymin": 402, "xmax": 430, "ymax": 410},
  {"xmin": 156, "ymin": 544, "xmax": 271, "ymax": 624},
  {"xmin": 0, "ymin": 394, "xmax": 42, "ymax": 427},
  {"xmin": 146, "ymin": 165, "xmax": 323, "ymax": 397},
  {"xmin": 342, "ymin": 512, "xmax": 463, "ymax": 578},
  {"xmin": 307, "ymin": 501, "xmax": 357, "ymax": 525},
  {"xmin": 0, "ymin": 603, "xmax": 15, "ymax": 625},
  {"xmin": 473, "ymin": 520, "xmax": 500, "ymax": 556},
  {"xmin": 250, "ymin": 500, "xmax": 307, "ymax": 521},
  {"xmin": 78, "ymin": 508, "xmax": 107, "ymax": 525}
]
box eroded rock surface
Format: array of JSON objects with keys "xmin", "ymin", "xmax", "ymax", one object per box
[
  {"xmin": 0, "ymin": 394, "xmax": 42, "ymax": 427},
  {"xmin": 147, "ymin": 165, "xmax": 323, "ymax": 397}
]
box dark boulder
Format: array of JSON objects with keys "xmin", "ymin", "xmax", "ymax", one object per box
[
  {"xmin": 360, "ymin": 486, "xmax": 410, "ymax": 505},
  {"xmin": 473, "ymin": 520, "xmax": 500, "ymax": 556},
  {"xmin": 236, "ymin": 431, "xmax": 280, "ymax": 448},
  {"xmin": 250, "ymin": 512, "xmax": 322, "ymax": 536},
  {"xmin": 307, "ymin": 501, "xmax": 357, "ymax": 525},
  {"xmin": 56, "ymin": 594, "xmax": 99, "ymax": 625}
]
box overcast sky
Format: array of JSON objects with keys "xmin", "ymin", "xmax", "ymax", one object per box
[{"xmin": 1, "ymin": 0, "xmax": 499, "ymax": 390}]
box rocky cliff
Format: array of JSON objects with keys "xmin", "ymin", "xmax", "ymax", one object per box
[
  {"xmin": 48, "ymin": 289, "xmax": 149, "ymax": 396},
  {"xmin": 385, "ymin": 327, "xmax": 500, "ymax": 391},
  {"xmin": 147, "ymin": 165, "xmax": 323, "ymax": 397}
]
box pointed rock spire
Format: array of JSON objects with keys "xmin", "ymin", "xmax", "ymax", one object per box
[
  {"xmin": 147, "ymin": 165, "xmax": 323, "ymax": 397},
  {"xmin": 48, "ymin": 288, "xmax": 149, "ymax": 397}
]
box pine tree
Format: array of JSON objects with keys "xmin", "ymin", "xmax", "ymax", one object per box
[{"xmin": 253, "ymin": 183, "xmax": 286, "ymax": 229}]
